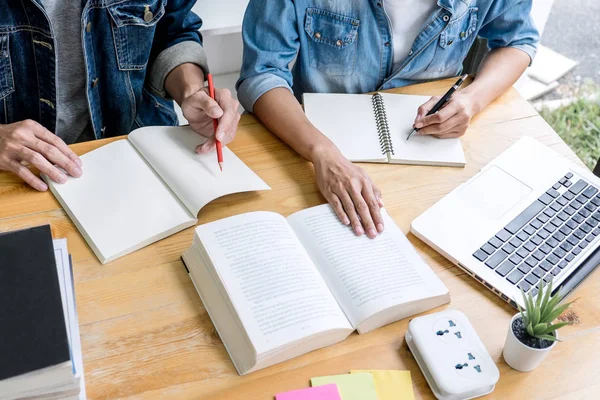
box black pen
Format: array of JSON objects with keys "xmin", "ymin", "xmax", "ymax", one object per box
[{"xmin": 406, "ymin": 74, "xmax": 469, "ymax": 140}]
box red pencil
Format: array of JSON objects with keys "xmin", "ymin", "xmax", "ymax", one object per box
[{"xmin": 207, "ymin": 74, "xmax": 223, "ymax": 171}]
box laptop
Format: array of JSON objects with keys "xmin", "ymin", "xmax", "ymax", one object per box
[{"xmin": 411, "ymin": 137, "xmax": 600, "ymax": 308}]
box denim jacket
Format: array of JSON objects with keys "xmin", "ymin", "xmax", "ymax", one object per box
[
  {"xmin": 237, "ymin": 0, "xmax": 539, "ymax": 112},
  {"xmin": 0, "ymin": 0, "xmax": 208, "ymax": 139}
]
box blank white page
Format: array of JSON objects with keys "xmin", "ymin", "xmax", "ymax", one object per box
[
  {"xmin": 381, "ymin": 93, "xmax": 466, "ymax": 167},
  {"xmin": 46, "ymin": 140, "xmax": 196, "ymax": 264},
  {"xmin": 129, "ymin": 126, "xmax": 270, "ymax": 216},
  {"xmin": 303, "ymin": 93, "xmax": 386, "ymax": 162}
]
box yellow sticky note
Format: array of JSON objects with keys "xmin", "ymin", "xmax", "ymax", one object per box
[
  {"xmin": 351, "ymin": 370, "xmax": 415, "ymax": 400},
  {"xmin": 311, "ymin": 373, "xmax": 378, "ymax": 400}
]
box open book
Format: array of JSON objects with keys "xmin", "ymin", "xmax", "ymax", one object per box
[
  {"xmin": 45, "ymin": 126, "xmax": 270, "ymax": 264},
  {"xmin": 182, "ymin": 204, "xmax": 450, "ymax": 375},
  {"xmin": 303, "ymin": 93, "xmax": 466, "ymax": 167}
]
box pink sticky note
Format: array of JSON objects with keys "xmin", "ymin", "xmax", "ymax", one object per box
[{"xmin": 275, "ymin": 384, "xmax": 341, "ymax": 400}]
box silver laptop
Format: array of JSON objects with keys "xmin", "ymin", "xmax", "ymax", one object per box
[{"xmin": 412, "ymin": 137, "xmax": 600, "ymax": 308}]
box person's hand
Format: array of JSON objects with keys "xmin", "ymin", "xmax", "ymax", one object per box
[
  {"xmin": 413, "ymin": 91, "xmax": 479, "ymax": 138},
  {"xmin": 312, "ymin": 146, "xmax": 384, "ymax": 239},
  {"xmin": 0, "ymin": 120, "xmax": 82, "ymax": 191},
  {"xmin": 181, "ymin": 87, "xmax": 241, "ymax": 154}
]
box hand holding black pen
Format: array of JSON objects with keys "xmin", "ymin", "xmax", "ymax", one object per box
[{"xmin": 406, "ymin": 74, "xmax": 469, "ymax": 140}]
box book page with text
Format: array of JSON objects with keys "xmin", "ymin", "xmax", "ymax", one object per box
[
  {"xmin": 195, "ymin": 212, "xmax": 352, "ymax": 355},
  {"xmin": 287, "ymin": 205, "xmax": 448, "ymax": 327},
  {"xmin": 129, "ymin": 126, "xmax": 270, "ymax": 216}
]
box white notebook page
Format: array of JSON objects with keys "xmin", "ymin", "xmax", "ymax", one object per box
[
  {"xmin": 195, "ymin": 212, "xmax": 352, "ymax": 355},
  {"xmin": 128, "ymin": 126, "xmax": 270, "ymax": 216},
  {"xmin": 303, "ymin": 93, "xmax": 385, "ymax": 162},
  {"xmin": 381, "ymin": 93, "xmax": 466, "ymax": 166},
  {"xmin": 288, "ymin": 205, "xmax": 449, "ymax": 327},
  {"xmin": 46, "ymin": 140, "xmax": 195, "ymax": 263},
  {"xmin": 304, "ymin": 92, "xmax": 465, "ymax": 166}
]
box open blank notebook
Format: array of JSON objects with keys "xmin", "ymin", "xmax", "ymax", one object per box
[
  {"xmin": 303, "ymin": 93, "xmax": 466, "ymax": 167},
  {"xmin": 44, "ymin": 126, "xmax": 270, "ymax": 264}
]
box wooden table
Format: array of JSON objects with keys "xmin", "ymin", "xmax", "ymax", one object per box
[{"xmin": 1, "ymin": 78, "xmax": 597, "ymax": 399}]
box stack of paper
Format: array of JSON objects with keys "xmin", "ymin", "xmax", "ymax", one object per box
[{"xmin": 0, "ymin": 226, "xmax": 85, "ymax": 400}]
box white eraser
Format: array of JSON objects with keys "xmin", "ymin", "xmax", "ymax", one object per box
[{"xmin": 406, "ymin": 310, "xmax": 500, "ymax": 400}]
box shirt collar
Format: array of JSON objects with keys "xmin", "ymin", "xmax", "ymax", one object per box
[{"xmin": 437, "ymin": 0, "xmax": 464, "ymax": 14}]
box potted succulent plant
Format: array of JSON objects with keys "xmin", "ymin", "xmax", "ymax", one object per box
[{"xmin": 503, "ymin": 280, "xmax": 574, "ymax": 372}]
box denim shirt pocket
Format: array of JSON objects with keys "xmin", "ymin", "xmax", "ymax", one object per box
[
  {"xmin": 0, "ymin": 34, "xmax": 15, "ymax": 100},
  {"xmin": 135, "ymin": 87, "xmax": 178, "ymax": 128},
  {"xmin": 108, "ymin": 0, "xmax": 166, "ymax": 71},
  {"xmin": 432, "ymin": 7, "xmax": 479, "ymax": 71},
  {"xmin": 304, "ymin": 8, "xmax": 360, "ymax": 77}
]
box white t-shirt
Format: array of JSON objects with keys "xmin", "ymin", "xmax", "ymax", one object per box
[{"xmin": 384, "ymin": 0, "xmax": 438, "ymax": 71}]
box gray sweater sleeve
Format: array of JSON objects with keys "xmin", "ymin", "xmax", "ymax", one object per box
[{"xmin": 148, "ymin": 40, "xmax": 209, "ymax": 98}]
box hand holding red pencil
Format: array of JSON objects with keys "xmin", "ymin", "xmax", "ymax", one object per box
[{"xmin": 179, "ymin": 73, "xmax": 241, "ymax": 162}]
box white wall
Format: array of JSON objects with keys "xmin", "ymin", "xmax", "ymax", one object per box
[
  {"xmin": 530, "ymin": 0, "xmax": 555, "ymax": 36},
  {"xmin": 175, "ymin": 2, "xmax": 248, "ymax": 123}
]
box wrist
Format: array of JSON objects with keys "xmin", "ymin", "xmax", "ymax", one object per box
[
  {"xmin": 182, "ymin": 82, "xmax": 205, "ymax": 101},
  {"xmin": 308, "ymin": 140, "xmax": 342, "ymax": 165},
  {"xmin": 460, "ymin": 83, "xmax": 487, "ymax": 116},
  {"xmin": 165, "ymin": 63, "xmax": 206, "ymax": 105}
]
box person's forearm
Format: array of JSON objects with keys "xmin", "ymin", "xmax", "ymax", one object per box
[
  {"xmin": 461, "ymin": 47, "xmax": 530, "ymax": 114},
  {"xmin": 253, "ymin": 88, "xmax": 339, "ymax": 162},
  {"xmin": 164, "ymin": 63, "xmax": 206, "ymax": 106}
]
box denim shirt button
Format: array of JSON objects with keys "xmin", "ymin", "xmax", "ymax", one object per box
[
  {"xmin": 86, "ymin": 22, "xmax": 91, "ymax": 33},
  {"xmin": 336, "ymin": 39, "xmax": 343, "ymax": 47},
  {"xmin": 460, "ymin": 31, "xmax": 466, "ymax": 39},
  {"xmin": 408, "ymin": 50, "xmax": 413, "ymax": 56},
  {"xmin": 144, "ymin": 6, "xmax": 154, "ymax": 23},
  {"xmin": 384, "ymin": 42, "xmax": 390, "ymax": 47},
  {"xmin": 443, "ymin": 15, "xmax": 450, "ymax": 22},
  {"xmin": 92, "ymin": 78, "xmax": 99, "ymax": 88},
  {"xmin": 315, "ymin": 32, "xmax": 322, "ymax": 39}
]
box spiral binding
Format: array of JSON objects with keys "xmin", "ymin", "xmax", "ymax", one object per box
[{"xmin": 372, "ymin": 93, "xmax": 394, "ymax": 156}]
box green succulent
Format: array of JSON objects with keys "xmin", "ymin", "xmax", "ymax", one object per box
[{"xmin": 518, "ymin": 280, "xmax": 574, "ymax": 342}]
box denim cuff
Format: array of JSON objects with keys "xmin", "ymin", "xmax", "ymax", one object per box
[
  {"xmin": 148, "ymin": 41, "xmax": 209, "ymax": 98},
  {"xmin": 507, "ymin": 43, "xmax": 538, "ymax": 66},
  {"xmin": 237, "ymin": 73, "xmax": 293, "ymax": 113}
]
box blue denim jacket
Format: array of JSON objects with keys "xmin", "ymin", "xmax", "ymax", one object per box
[
  {"xmin": 0, "ymin": 0, "xmax": 207, "ymax": 139},
  {"xmin": 237, "ymin": 0, "xmax": 539, "ymax": 112}
]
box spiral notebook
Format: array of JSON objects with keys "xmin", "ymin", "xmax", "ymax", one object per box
[{"xmin": 303, "ymin": 93, "xmax": 466, "ymax": 167}]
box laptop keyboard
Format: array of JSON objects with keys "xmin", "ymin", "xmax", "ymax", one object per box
[{"xmin": 473, "ymin": 172, "xmax": 600, "ymax": 297}]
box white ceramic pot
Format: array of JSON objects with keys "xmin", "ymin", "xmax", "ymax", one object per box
[{"xmin": 503, "ymin": 313, "xmax": 557, "ymax": 372}]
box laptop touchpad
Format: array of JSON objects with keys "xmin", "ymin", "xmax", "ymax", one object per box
[{"xmin": 458, "ymin": 166, "xmax": 532, "ymax": 220}]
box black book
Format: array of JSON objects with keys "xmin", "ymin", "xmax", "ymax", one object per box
[{"xmin": 0, "ymin": 225, "xmax": 70, "ymax": 381}]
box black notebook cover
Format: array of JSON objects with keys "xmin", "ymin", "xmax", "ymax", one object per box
[{"xmin": 0, "ymin": 225, "xmax": 70, "ymax": 381}]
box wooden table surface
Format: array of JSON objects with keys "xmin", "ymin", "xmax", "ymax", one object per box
[{"xmin": 1, "ymin": 78, "xmax": 597, "ymax": 400}]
